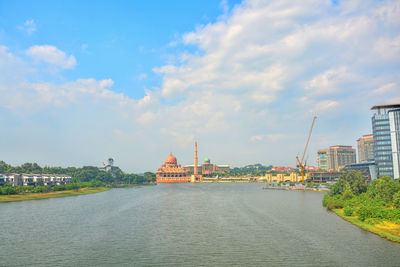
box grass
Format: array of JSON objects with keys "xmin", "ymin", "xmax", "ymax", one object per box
[
  {"xmin": 0, "ymin": 187, "xmax": 110, "ymax": 202},
  {"xmin": 333, "ymin": 208, "xmax": 400, "ymax": 243}
]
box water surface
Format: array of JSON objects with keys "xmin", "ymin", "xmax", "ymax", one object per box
[{"xmin": 1, "ymin": 183, "xmax": 400, "ymax": 266}]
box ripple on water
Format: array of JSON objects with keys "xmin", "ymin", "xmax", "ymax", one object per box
[{"xmin": 1, "ymin": 183, "xmax": 400, "ymax": 266}]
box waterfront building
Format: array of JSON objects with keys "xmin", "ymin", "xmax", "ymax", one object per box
[
  {"xmin": 318, "ymin": 146, "xmax": 356, "ymax": 171},
  {"xmin": 0, "ymin": 174, "xmax": 22, "ymax": 186},
  {"xmin": 307, "ymin": 171, "xmax": 342, "ymax": 184},
  {"xmin": 156, "ymin": 153, "xmax": 190, "ymax": 183},
  {"xmin": 0, "ymin": 173, "xmax": 72, "ymax": 186},
  {"xmin": 371, "ymin": 104, "xmax": 400, "ymax": 179},
  {"xmin": 345, "ymin": 161, "xmax": 377, "ymax": 181},
  {"xmin": 357, "ymin": 134, "xmax": 374, "ymax": 162},
  {"xmin": 264, "ymin": 172, "xmax": 302, "ymax": 183}
]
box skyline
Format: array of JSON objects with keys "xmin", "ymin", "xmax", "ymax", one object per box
[{"xmin": 0, "ymin": 0, "xmax": 399, "ymax": 172}]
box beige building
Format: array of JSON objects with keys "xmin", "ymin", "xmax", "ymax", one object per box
[
  {"xmin": 357, "ymin": 134, "xmax": 374, "ymax": 163},
  {"xmin": 318, "ymin": 145, "xmax": 356, "ymax": 171}
]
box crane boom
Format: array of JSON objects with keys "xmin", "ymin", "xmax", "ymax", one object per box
[
  {"xmin": 297, "ymin": 116, "xmax": 317, "ymax": 183},
  {"xmin": 301, "ymin": 116, "xmax": 317, "ymax": 165}
]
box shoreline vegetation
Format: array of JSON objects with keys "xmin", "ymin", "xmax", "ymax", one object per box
[
  {"xmin": 333, "ymin": 208, "xmax": 400, "ymax": 243},
  {"xmin": 322, "ymin": 171, "xmax": 400, "ymax": 243},
  {"xmin": 0, "ymin": 161, "xmax": 157, "ymax": 202},
  {"xmin": 0, "ymin": 187, "xmax": 110, "ymax": 202}
]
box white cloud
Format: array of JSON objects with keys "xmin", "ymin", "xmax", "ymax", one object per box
[
  {"xmin": 374, "ymin": 34, "xmax": 400, "ymax": 61},
  {"xmin": 17, "ymin": 19, "xmax": 37, "ymax": 35},
  {"xmin": 372, "ymin": 82, "xmax": 397, "ymax": 95},
  {"xmin": 305, "ymin": 66, "xmax": 358, "ymax": 95},
  {"xmin": 250, "ymin": 134, "xmax": 286, "ymax": 142},
  {"xmin": 1, "ymin": 0, "xmax": 400, "ymax": 171},
  {"xmin": 26, "ymin": 45, "xmax": 76, "ymax": 69}
]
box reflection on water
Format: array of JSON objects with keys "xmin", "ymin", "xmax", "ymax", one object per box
[{"xmin": 1, "ymin": 183, "xmax": 400, "ymax": 266}]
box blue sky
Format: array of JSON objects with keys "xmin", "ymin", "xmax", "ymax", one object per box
[
  {"xmin": 0, "ymin": 0, "xmax": 241, "ymax": 99},
  {"xmin": 0, "ymin": 0, "xmax": 399, "ymax": 172}
]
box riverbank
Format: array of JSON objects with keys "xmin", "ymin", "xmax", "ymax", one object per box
[
  {"xmin": 333, "ymin": 208, "xmax": 400, "ymax": 243},
  {"xmin": 0, "ymin": 187, "xmax": 110, "ymax": 202},
  {"xmin": 111, "ymin": 183, "xmax": 155, "ymax": 188}
]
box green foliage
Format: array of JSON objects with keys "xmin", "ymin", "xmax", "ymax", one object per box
[
  {"xmin": 0, "ymin": 161, "xmax": 156, "ymax": 187},
  {"xmin": 0, "ymin": 184, "xmax": 17, "ymax": 195},
  {"xmin": 323, "ymin": 195, "xmax": 344, "ymax": 210},
  {"xmin": 332, "ymin": 170, "xmax": 367, "ymax": 196},
  {"xmin": 344, "ymin": 206, "xmax": 354, "ymax": 216},
  {"xmin": 342, "ymin": 184, "xmax": 355, "ymax": 200},
  {"xmin": 230, "ymin": 164, "xmax": 272, "ymax": 177},
  {"xmin": 323, "ymin": 173, "xmax": 400, "ymax": 224},
  {"xmin": 393, "ymin": 191, "xmax": 400, "ymax": 209}
]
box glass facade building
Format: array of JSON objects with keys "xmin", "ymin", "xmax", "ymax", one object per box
[{"xmin": 371, "ymin": 105, "xmax": 400, "ymax": 179}]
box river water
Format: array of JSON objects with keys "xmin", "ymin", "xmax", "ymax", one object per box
[{"xmin": 1, "ymin": 183, "xmax": 400, "ymax": 266}]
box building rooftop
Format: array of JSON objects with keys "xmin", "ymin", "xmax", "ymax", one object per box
[{"xmin": 371, "ymin": 104, "xmax": 400, "ymax": 110}]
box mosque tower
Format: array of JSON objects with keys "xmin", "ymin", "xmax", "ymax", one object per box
[{"xmin": 194, "ymin": 141, "xmax": 198, "ymax": 176}]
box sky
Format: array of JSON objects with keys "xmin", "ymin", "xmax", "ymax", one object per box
[{"xmin": 0, "ymin": 0, "xmax": 399, "ymax": 173}]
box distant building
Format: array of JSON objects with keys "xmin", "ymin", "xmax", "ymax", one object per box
[
  {"xmin": 307, "ymin": 171, "xmax": 342, "ymax": 184},
  {"xmin": 156, "ymin": 153, "xmax": 190, "ymax": 183},
  {"xmin": 0, "ymin": 174, "xmax": 22, "ymax": 186},
  {"xmin": 345, "ymin": 161, "xmax": 377, "ymax": 182},
  {"xmin": 183, "ymin": 157, "xmax": 230, "ymax": 177},
  {"xmin": 318, "ymin": 146, "xmax": 356, "ymax": 171},
  {"xmin": 0, "ymin": 173, "xmax": 72, "ymax": 186},
  {"xmin": 317, "ymin": 149, "xmax": 330, "ymax": 171},
  {"xmin": 357, "ymin": 134, "xmax": 374, "ymax": 163},
  {"xmin": 99, "ymin": 158, "xmax": 121, "ymax": 172},
  {"xmin": 270, "ymin": 166, "xmax": 296, "ymax": 172},
  {"xmin": 371, "ymin": 104, "xmax": 400, "ymax": 179}
]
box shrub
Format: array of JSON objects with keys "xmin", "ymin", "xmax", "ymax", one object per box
[
  {"xmin": 342, "ymin": 187, "xmax": 355, "ymax": 200},
  {"xmin": 344, "ymin": 206, "xmax": 354, "ymax": 216},
  {"xmin": 322, "ymin": 195, "xmax": 332, "ymax": 207},
  {"xmin": 393, "ymin": 191, "xmax": 400, "ymax": 208}
]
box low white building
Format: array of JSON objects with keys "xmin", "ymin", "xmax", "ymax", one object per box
[
  {"xmin": 0, "ymin": 174, "xmax": 72, "ymax": 186},
  {"xmin": 0, "ymin": 174, "xmax": 23, "ymax": 186}
]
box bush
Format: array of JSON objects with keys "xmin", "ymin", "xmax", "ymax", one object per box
[
  {"xmin": 393, "ymin": 191, "xmax": 400, "ymax": 208},
  {"xmin": 323, "ymin": 195, "xmax": 344, "ymax": 210},
  {"xmin": 344, "ymin": 206, "xmax": 354, "ymax": 216}
]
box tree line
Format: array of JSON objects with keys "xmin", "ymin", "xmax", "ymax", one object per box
[
  {"xmin": 323, "ymin": 170, "xmax": 400, "ymax": 223},
  {"xmin": 0, "ymin": 161, "xmax": 156, "ymax": 191}
]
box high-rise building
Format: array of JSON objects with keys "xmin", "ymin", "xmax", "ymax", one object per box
[
  {"xmin": 317, "ymin": 145, "xmax": 356, "ymax": 171},
  {"xmin": 317, "ymin": 149, "xmax": 329, "ymax": 170},
  {"xmin": 357, "ymin": 134, "xmax": 374, "ymax": 162},
  {"xmin": 371, "ymin": 104, "xmax": 400, "ymax": 179}
]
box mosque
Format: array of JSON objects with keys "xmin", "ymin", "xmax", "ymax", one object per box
[
  {"xmin": 155, "ymin": 153, "xmax": 190, "ymax": 183},
  {"xmin": 156, "ymin": 141, "xmax": 230, "ymax": 183}
]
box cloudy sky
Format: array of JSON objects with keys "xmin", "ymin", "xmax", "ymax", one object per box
[{"xmin": 0, "ymin": 0, "xmax": 399, "ymax": 172}]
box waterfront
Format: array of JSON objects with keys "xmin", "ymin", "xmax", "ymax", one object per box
[{"xmin": 1, "ymin": 183, "xmax": 400, "ymax": 266}]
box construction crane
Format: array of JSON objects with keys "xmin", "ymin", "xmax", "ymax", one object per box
[{"xmin": 296, "ymin": 116, "xmax": 317, "ymax": 183}]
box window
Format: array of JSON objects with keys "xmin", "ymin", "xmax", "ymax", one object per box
[
  {"xmin": 376, "ymin": 141, "xmax": 392, "ymax": 145},
  {"xmin": 374, "ymin": 120, "xmax": 389, "ymax": 125}
]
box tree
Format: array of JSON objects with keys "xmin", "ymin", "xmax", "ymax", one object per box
[
  {"xmin": 393, "ymin": 191, "xmax": 400, "ymax": 208},
  {"xmin": 376, "ymin": 176, "xmax": 400, "ymax": 203},
  {"xmin": 144, "ymin": 172, "xmax": 156, "ymax": 183}
]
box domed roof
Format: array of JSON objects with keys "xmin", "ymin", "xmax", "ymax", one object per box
[
  {"xmin": 165, "ymin": 153, "xmax": 177, "ymax": 165},
  {"xmin": 204, "ymin": 157, "xmax": 210, "ymax": 163}
]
